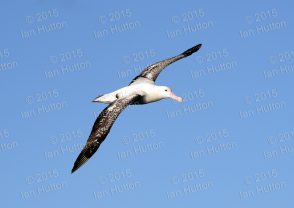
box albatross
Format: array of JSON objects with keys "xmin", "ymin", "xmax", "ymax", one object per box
[{"xmin": 71, "ymin": 43, "xmax": 202, "ymax": 173}]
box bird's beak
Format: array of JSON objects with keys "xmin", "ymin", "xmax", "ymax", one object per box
[{"xmin": 169, "ymin": 92, "xmax": 183, "ymax": 102}]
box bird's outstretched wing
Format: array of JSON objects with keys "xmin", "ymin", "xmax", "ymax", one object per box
[
  {"xmin": 129, "ymin": 44, "xmax": 202, "ymax": 84},
  {"xmin": 71, "ymin": 94, "xmax": 140, "ymax": 173}
]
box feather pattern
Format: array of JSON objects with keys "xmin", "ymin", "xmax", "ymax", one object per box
[
  {"xmin": 129, "ymin": 44, "xmax": 202, "ymax": 84},
  {"xmin": 71, "ymin": 94, "xmax": 140, "ymax": 173}
]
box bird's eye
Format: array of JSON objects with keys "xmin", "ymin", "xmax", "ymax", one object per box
[{"xmin": 165, "ymin": 89, "xmax": 168, "ymax": 92}]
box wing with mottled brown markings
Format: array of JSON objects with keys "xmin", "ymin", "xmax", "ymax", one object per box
[
  {"xmin": 71, "ymin": 94, "xmax": 140, "ymax": 173},
  {"xmin": 129, "ymin": 44, "xmax": 202, "ymax": 85}
]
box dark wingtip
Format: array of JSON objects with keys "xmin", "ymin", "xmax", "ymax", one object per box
[
  {"xmin": 182, "ymin": 43, "xmax": 202, "ymax": 56},
  {"xmin": 71, "ymin": 152, "xmax": 89, "ymax": 174},
  {"xmin": 71, "ymin": 165, "xmax": 78, "ymax": 174},
  {"xmin": 71, "ymin": 164, "xmax": 79, "ymax": 174}
]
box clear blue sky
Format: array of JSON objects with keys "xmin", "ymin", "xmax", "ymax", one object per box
[{"xmin": 1, "ymin": 0, "xmax": 293, "ymax": 207}]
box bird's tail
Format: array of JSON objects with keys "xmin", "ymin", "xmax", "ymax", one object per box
[
  {"xmin": 93, "ymin": 93, "xmax": 116, "ymax": 104},
  {"xmin": 92, "ymin": 94, "xmax": 105, "ymax": 102}
]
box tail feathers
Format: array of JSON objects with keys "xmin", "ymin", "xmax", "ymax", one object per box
[
  {"xmin": 93, "ymin": 94, "xmax": 116, "ymax": 103},
  {"xmin": 182, "ymin": 44, "xmax": 202, "ymax": 56},
  {"xmin": 92, "ymin": 94, "xmax": 104, "ymax": 102}
]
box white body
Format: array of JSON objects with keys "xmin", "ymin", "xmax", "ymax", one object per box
[
  {"xmin": 95, "ymin": 83, "xmax": 158, "ymax": 104},
  {"xmin": 94, "ymin": 78, "xmax": 182, "ymax": 104}
]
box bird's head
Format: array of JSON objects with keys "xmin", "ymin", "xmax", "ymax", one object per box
[{"xmin": 159, "ymin": 86, "xmax": 183, "ymax": 102}]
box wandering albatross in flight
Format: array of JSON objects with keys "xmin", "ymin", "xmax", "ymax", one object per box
[{"xmin": 71, "ymin": 43, "xmax": 202, "ymax": 173}]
